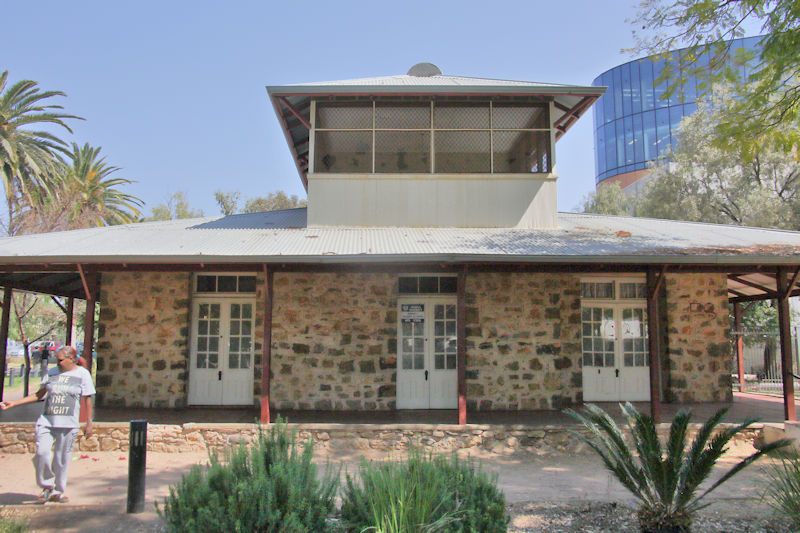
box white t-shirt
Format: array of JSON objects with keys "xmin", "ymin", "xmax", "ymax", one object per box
[{"xmin": 37, "ymin": 366, "xmax": 96, "ymax": 429}]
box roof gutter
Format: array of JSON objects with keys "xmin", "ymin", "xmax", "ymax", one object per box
[{"xmin": 0, "ymin": 252, "xmax": 798, "ymax": 268}]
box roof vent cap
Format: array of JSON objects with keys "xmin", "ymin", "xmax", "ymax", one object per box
[{"xmin": 407, "ymin": 63, "xmax": 442, "ymax": 77}]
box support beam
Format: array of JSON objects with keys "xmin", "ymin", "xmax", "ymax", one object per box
[
  {"xmin": 65, "ymin": 297, "xmax": 74, "ymax": 346},
  {"xmin": 646, "ymin": 268, "xmax": 664, "ymax": 423},
  {"xmin": 457, "ymin": 268, "xmax": 467, "ymax": 425},
  {"xmin": 733, "ymin": 302, "xmax": 745, "ymax": 392},
  {"xmin": 0, "ymin": 287, "xmax": 11, "ymax": 402},
  {"xmin": 777, "ymin": 267, "xmax": 797, "ymax": 421},
  {"xmin": 79, "ymin": 276, "xmax": 97, "ymax": 424},
  {"xmin": 260, "ymin": 265, "xmax": 274, "ymax": 424},
  {"xmin": 729, "ymin": 275, "xmax": 775, "ymax": 296},
  {"xmin": 277, "ymin": 97, "xmax": 312, "ymax": 130},
  {"xmin": 77, "ymin": 264, "xmax": 92, "ymax": 301}
]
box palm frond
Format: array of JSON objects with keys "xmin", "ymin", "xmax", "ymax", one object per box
[{"xmin": 567, "ymin": 402, "xmax": 790, "ymax": 532}]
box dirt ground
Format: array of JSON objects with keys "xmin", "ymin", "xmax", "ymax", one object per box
[{"xmin": 0, "ymin": 442, "xmax": 790, "ymax": 532}]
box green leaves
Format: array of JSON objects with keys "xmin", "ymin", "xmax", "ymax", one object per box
[
  {"xmin": 633, "ymin": 87, "xmax": 800, "ymax": 230},
  {"xmin": 566, "ymin": 402, "xmax": 790, "ymax": 532},
  {"xmin": 340, "ymin": 448, "xmax": 508, "ymax": 533},
  {"xmin": 157, "ymin": 421, "xmax": 339, "ymax": 533},
  {"xmin": 0, "ymin": 70, "xmax": 83, "ymax": 229},
  {"xmin": 629, "ymin": 0, "xmax": 800, "ymax": 147}
]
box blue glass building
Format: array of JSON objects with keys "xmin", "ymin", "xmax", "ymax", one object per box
[{"xmin": 592, "ymin": 36, "xmax": 763, "ymax": 189}]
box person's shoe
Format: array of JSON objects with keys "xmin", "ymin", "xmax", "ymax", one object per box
[
  {"xmin": 48, "ymin": 493, "xmax": 69, "ymax": 503},
  {"xmin": 36, "ymin": 488, "xmax": 53, "ymax": 504}
]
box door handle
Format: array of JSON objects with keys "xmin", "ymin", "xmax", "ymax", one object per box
[
  {"xmin": 218, "ymin": 371, "xmax": 222, "ymax": 381},
  {"xmin": 424, "ymin": 370, "xmax": 428, "ymax": 381},
  {"xmin": 615, "ymin": 369, "xmax": 619, "ymax": 378}
]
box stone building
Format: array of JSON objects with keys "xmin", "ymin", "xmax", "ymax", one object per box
[{"xmin": 1, "ymin": 63, "xmax": 799, "ymax": 424}]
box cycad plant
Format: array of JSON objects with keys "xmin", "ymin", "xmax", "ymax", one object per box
[
  {"xmin": 763, "ymin": 452, "xmax": 800, "ymax": 529},
  {"xmin": 565, "ymin": 402, "xmax": 790, "ymax": 533}
]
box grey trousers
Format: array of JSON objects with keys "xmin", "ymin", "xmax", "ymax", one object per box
[{"xmin": 34, "ymin": 424, "xmax": 79, "ymax": 495}]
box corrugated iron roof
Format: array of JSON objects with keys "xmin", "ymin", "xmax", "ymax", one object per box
[
  {"xmin": 281, "ymin": 74, "xmax": 595, "ymax": 91},
  {"xmin": 1, "ymin": 209, "xmax": 799, "ymax": 265}
]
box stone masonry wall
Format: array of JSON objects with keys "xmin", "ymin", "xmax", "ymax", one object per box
[
  {"xmin": 269, "ymin": 273, "xmax": 398, "ymax": 410},
  {"xmin": 664, "ymin": 273, "xmax": 732, "ymax": 402},
  {"xmin": 0, "ymin": 421, "xmax": 762, "ymax": 454},
  {"xmin": 465, "ymin": 272, "xmax": 583, "ymax": 410},
  {"xmin": 96, "ymin": 272, "xmax": 191, "ymax": 407},
  {"xmin": 92, "ymin": 270, "xmax": 732, "ymax": 410}
]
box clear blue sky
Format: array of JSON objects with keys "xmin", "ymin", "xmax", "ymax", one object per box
[{"xmin": 5, "ymin": 1, "xmax": 649, "ymax": 216}]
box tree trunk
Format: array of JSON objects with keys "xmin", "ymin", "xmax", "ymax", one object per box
[
  {"xmin": 22, "ymin": 345, "xmax": 31, "ymax": 397},
  {"xmin": 763, "ymin": 338, "xmax": 777, "ymax": 380}
]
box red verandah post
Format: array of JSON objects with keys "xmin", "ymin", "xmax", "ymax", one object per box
[{"xmin": 260, "ymin": 265, "xmax": 274, "ymax": 424}]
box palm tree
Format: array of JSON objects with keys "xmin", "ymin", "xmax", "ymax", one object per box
[
  {"xmin": 15, "ymin": 143, "xmax": 143, "ymax": 233},
  {"xmin": 0, "ymin": 70, "xmax": 82, "ymax": 232}
]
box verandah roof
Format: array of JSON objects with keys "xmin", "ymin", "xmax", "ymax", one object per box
[{"xmin": 0, "ymin": 208, "xmax": 799, "ymax": 301}]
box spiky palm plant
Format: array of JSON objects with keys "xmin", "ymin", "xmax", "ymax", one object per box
[
  {"xmin": 565, "ymin": 402, "xmax": 790, "ymax": 533},
  {"xmin": 14, "ymin": 142, "xmax": 143, "ymax": 233},
  {"xmin": 0, "ymin": 70, "xmax": 82, "ymax": 231}
]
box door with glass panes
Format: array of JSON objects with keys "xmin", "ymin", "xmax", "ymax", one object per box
[
  {"xmin": 188, "ymin": 299, "xmax": 255, "ymax": 405},
  {"xmin": 396, "ymin": 299, "xmax": 458, "ymax": 409},
  {"xmin": 581, "ymin": 305, "xmax": 650, "ymax": 401}
]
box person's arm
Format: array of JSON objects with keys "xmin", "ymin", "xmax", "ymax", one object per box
[
  {"xmin": 0, "ymin": 387, "xmax": 46, "ymax": 409},
  {"xmin": 83, "ymin": 396, "xmax": 93, "ymax": 436}
]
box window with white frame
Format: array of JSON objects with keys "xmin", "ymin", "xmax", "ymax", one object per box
[
  {"xmin": 313, "ymin": 98, "xmax": 551, "ymax": 175},
  {"xmin": 580, "ymin": 279, "xmax": 648, "ymax": 369},
  {"xmin": 398, "ymin": 275, "xmax": 457, "ymax": 294},
  {"xmin": 194, "ymin": 274, "xmax": 257, "ymax": 294}
]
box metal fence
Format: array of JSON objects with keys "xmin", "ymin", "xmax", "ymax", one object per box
[{"xmin": 731, "ymin": 327, "xmax": 800, "ymax": 394}]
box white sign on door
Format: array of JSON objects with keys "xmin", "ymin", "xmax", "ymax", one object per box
[{"xmin": 401, "ymin": 304, "xmax": 424, "ymax": 322}]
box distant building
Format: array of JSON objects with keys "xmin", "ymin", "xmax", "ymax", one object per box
[{"xmin": 592, "ymin": 36, "xmax": 763, "ymax": 193}]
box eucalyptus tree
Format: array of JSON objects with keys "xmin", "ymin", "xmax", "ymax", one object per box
[
  {"xmin": 0, "ymin": 70, "xmax": 82, "ymax": 233},
  {"xmin": 630, "ymin": 0, "xmax": 800, "ymax": 150},
  {"xmin": 636, "ymin": 88, "xmax": 800, "ymax": 229}
]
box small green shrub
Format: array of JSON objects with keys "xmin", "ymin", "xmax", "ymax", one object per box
[
  {"xmin": 340, "ymin": 448, "xmax": 508, "ymax": 533},
  {"xmin": 763, "ymin": 452, "xmax": 800, "ymax": 529},
  {"xmin": 0, "ymin": 513, "xmax": 28, "ymax": 533},
  {"xmin": 157, "ymin": 421, "xmax": 338, "ymax": 533}
]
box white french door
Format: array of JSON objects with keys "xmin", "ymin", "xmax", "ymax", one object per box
[
  {"xmin": 188, "ymin": 299, "xmax": 255, "ymax": 405},
  {"xmin": 396, "ymin": 299, "xmax": 458, "ymax": 409},
  {"xmin": 582, "ymin": 304, "xmax": 650, "ymax": 401}
]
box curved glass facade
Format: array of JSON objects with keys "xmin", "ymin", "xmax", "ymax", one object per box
[{"xmin": 592, "ymin": 36, "xmax": 763, "ymax": 186}]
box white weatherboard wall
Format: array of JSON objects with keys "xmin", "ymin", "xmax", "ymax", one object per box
[{"xmin": 307, "ymin": 174, "xmax": 558, "ymax": 228}]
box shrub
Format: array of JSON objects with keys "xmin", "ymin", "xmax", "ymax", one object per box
[
  {"xmin": 565, "ymin": 402, "xmax": 790, "ymax": 533},
  {"xmin": 157, "ymin": 421, "xmax": 338, "ymax": 533},
  {"xmin": 340, "ymin": 448, "xmax": 508, "ymax": 533},
  {"xmin": 763, "ymin": 452, "xmax": 800, "ymax": 529},
  {"xmin": 0, "ymin": 514, "xmax": 27, "ymax": 533}
]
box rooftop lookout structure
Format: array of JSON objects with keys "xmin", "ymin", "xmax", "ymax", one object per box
[{"xmin": 267, "ymin": 63, "xmax": 602, "ymax": 228}]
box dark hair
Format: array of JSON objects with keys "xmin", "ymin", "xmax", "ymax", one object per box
[{"xmin": 56, "ymin": 346, "xmax": 78, "ymax": 360}]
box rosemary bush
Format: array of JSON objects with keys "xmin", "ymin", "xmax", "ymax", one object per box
[
  {"xmin": 763, "ymin": 452, "xmax": 800, "ymax": 529},
  {"xmin": 340, "ymin": 448, "xmax": 507, "ymax": 533},
  {"xmin": 157, "ymin": 421, "xmax": 338, "ymax": 533}
]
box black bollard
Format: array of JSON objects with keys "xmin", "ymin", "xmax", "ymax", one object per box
[{"xmin": 127, "ymin": 420, "xmax": 148, "ymax": 513}]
